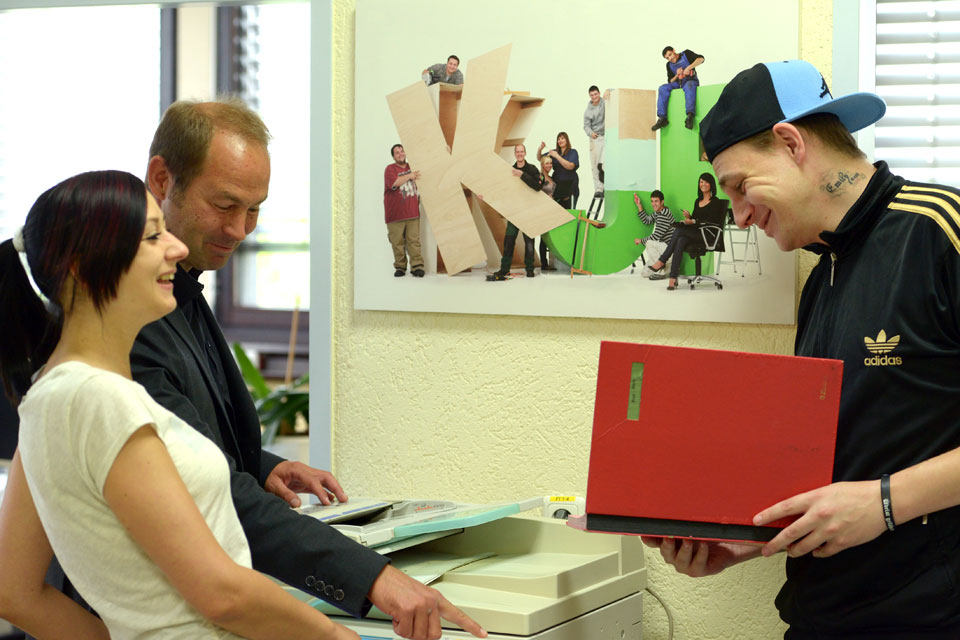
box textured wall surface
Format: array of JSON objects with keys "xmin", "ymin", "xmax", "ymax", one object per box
[{"xmin": 331, "ymin": 1, "xmax": 832, "ymax": 638}]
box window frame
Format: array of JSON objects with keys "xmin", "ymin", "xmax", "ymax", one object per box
[{"xmin": 833, "ymin": 0, "xmax": 880, "ymax": 156}]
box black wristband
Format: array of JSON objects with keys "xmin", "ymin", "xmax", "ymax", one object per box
[{"xmin": 881, "ymin": 474, "xmax": 895, "ymax": 532}]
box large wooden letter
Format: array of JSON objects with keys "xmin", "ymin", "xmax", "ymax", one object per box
[{"xmin": 387, "ymin": 45, "xmax": 570, "ymax": 275}]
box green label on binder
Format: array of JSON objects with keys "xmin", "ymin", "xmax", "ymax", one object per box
[{"xmin": 627, "ymin": 362, "xmax": 644, "ymax": 420}]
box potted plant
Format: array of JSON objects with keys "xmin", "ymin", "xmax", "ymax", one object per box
[{"xmin": 232, "ymin": 343, "xmax": 309, "ymax": 446}]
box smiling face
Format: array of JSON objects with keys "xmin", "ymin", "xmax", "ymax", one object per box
[
  {"xmin": 589, "ymin": 89, "xmax": 601, "ymax": 105},
  {"xmin": 557, "ymin": 133, "xmax": 569, "ymax": 152},
  {"xmin": 446, "ymin": 57, "xmax": 459, "ymax": 76},
  {"xmin": 393, "ymin": 145, "xmax": 406, "ymax": 164},
  {"xmin": 541, "ymin": 157, "xmax": 553, "ymax": 174},
  {"xmin": 699, "ymin": 178, "xmax": 711, "ymax": 194},
  {"xmin": 514, "ymin": 144, "xmax": 526, "ymax": 165},
  {"xmin": 151, "ymin": 130, "xmax": 270, "ymax": 272},
  {"xmin": 713, "ymin": 139, "xmax": 814, "ymax": 251},
  {"xmin": 651, "ymin": 196, "xmax": 663, "ymax": 211},
  {"xmin": 114, "ymin": 193, "xmax": 189, "ymax": 322},
  {"xmin": 664, "ymin": 49, "xmax": 679, "ymax": 64}
]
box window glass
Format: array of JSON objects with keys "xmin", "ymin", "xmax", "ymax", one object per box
[
  {"xmin": 0, "ymin": 5, "xmax": 161, "ymax": 238},
  {"xmin": 230, "ymin": 2, "xmax": 311, "ymax": 311}
]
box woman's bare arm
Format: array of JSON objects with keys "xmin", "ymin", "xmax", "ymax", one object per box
[
  {"xmin": 104, "ymin": 426, "xmax": 358, "ymax": 640},
  {"xmin": 0, "ymin": 451, "xmax": 110, "ymax": 639}
]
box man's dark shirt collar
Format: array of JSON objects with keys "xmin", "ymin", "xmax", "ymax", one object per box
[{"xmin": 173, "ymin": 264, "xmax": 206, "ymax": 307}]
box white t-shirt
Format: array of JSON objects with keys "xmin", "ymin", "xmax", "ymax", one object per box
[{"xmin": 18, "ymin": 361, "xmax": 252, "ymax": 639}]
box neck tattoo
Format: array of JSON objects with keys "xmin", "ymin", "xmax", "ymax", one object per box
[{"xmin": 822, "ymin": 171, "xmax": 863, "ymax": 195}]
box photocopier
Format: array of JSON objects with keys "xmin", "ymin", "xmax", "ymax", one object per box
[{"xmin": 282, "ymin": 497, "xmax": 647, "ymax": 640}]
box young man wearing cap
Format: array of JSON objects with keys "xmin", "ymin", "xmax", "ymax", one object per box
[{"xmin": 644, "ymin": 60, "xmax": 960, "ymax": 637}]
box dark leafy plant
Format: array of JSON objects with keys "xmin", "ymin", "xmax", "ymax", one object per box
[{"xmin": 232, "ymin": 343, "xmax": 309, "ymax": 446}]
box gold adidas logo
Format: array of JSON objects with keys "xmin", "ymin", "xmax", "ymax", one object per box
[
  {"xmin": 864, "ymin": 330, "xmax": 899, "ymax": 354},
  {"xmin": 864, "ymin": 330, "xmax": 902, "ymax": 366}
]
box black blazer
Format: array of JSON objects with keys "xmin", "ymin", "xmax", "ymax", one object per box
[
  {"xmin": 0, "ymin": 390, "xmax": 17, "ymax": 459},
  {"xmin": 130, "ymin": 269, "xmax": 387, "ymax": 617}
]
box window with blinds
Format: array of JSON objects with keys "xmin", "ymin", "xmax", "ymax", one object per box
[{"xmin": 874, "ymin": 0, "xmax": 960, "ymax": 185}]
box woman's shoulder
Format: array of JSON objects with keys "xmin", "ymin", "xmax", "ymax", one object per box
[
  {"xmin": 25, "ymin": 362, "xmax": 148, "ymax": 415},
  {"xmin": 28, "ymin": 361, "xmax": 124, "ymax": 396}
]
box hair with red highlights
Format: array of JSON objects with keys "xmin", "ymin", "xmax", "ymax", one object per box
[{"xmin": 0, "ymin": 170, "xmax": 147, "ymax": 402}]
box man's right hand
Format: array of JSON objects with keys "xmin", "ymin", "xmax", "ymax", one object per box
[
  {"xmin": 640, "ymin": 536, "xmax": 761, "ymax": 578},
  {"xmin": 368, "ymin": 564, "xmax": 487, "ymax": 640}
]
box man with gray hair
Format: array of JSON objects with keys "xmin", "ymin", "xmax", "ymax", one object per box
[
  {"xmin": 488, "ymin": 143, "xmax": 540, "ymax": 281},
  {"xmin": 644, "ymin": 60, "xmax": 960, "ymax": 638}
]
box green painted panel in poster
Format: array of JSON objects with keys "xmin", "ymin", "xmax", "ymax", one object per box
[
  {"xmin": 603, "ymin": 127, "xmax": 657, "ymax": 192},
  {"xmin": 544, "ymin": 191, "xmax": 653, "ymax": 274},
  {"xmin": 541, "ymin": 84, "xmax": 727, "ymax": 275},
  {"xmin": 659, "ymin": 83, "xmax": 726, "ymax": 276}
]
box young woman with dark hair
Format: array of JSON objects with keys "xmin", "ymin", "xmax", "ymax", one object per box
[
  {"xmin": 647, "ymin": 172, "xmax": 727, "ymax": 290},
  {"xmin": 0, "ymin": 170, "xmax": 358, "ymax": 639},
  {"xmin": 536, "ymin": 133, "xmax": 579, "ymax": 269},
  {"xmin": 537, "ymin": 132, "xmax": 579, "ymax": 210}
]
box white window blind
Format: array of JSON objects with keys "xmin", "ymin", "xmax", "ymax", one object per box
[{"xmin": 875, "ymin": 0, "xmax": 960, "ymax": 185}]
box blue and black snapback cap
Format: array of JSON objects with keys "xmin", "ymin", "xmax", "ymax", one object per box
[{"xmin": 699, "ymin": 60, "xmax": 887, "ymax": 162}]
